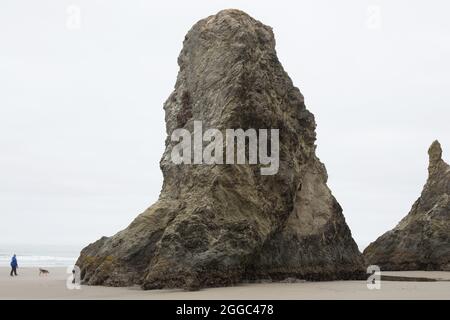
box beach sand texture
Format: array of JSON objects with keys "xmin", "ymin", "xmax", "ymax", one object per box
[{"xmin": 0, "ymin": 268, "xmax": 449, "ymax": 300}]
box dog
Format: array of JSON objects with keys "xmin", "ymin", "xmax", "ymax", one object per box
[{"xmin": 39, "ymin": 268, "xmax": 50, "ymax": 276}]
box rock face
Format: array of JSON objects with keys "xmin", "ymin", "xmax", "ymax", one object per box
[
  {"xmin": 76, "ymin": 9, "xmax": 364, "ymax": 290},
  {"xmin": 364, "ymin": 141, "xmax": 450, "ymax": 271}
]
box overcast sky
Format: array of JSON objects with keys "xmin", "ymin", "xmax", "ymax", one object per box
[{"xmin": 0, "ymin": 0, "xmax": 449, "ymax": 252}]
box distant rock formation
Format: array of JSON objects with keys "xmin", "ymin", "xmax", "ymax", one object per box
[
  {"xmin": 76, "ymin": 9, "xmax": 364, "ymax": 290},
  {"xmin": 364, "ymin": 141, "xmax": 450, "ymax": 271}
]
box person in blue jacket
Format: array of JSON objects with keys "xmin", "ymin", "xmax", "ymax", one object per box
[{"xmin": 10, "ymin": 254, "xmax": 18, "ymax": 276}]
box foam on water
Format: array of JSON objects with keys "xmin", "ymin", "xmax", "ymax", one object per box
[{"xmin": 0, "ymin": 244, "xmax": 81, "ymax": 267}]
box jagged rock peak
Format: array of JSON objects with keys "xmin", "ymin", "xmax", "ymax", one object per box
[
  {"xmin": 364, "ymin": 141, "xmax": 450, "ymax": 271},
  {"xmin": 428, "ymin": 140, "xmax": 442, "ymax": 160},
  {"xmin": 428, "ymin": 140, "xmax": 443, "ymax": 172},
  {"xmin": 76, "ymin": 9, "xmax": 364, "ymax": 290}
]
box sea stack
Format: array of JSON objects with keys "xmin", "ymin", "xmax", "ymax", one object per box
[
  {"xmin": 364, "ymin": 141, "xmax": 450, "ymax": 271},
  {"xmin": 76, "ymin": 9, "xmax": 364, "ymax": 290}
]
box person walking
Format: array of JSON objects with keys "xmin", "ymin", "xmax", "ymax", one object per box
[{"xmin": 10, "ymin": 254, "xmax": 18, "ymax": 276}]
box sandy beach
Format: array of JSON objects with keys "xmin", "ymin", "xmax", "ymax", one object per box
[{"xmin": 0, "ymin": 267, "xmax": 449, "ymax": 300}]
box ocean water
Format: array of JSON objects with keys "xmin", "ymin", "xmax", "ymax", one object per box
[{"xmin": 0, "ymin": 244, "xmax": 81, "ymax": 267}]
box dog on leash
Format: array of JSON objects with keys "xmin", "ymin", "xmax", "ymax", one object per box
[{"xmin": 39, "ymin": 268, "xmax": 50, "ymax": 276}]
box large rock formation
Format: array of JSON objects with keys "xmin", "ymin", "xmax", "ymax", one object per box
[
  {"xmin": 76, "ymin": 9, "xmax": 364, "ymax": 290},
  {"xmin": 364, "ymin": 141, "xmax": 450, "ymax": 271}
]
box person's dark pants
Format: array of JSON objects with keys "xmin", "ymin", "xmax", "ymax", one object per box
[{"xmin": 10, "ymin": 267, "xmax": 17, "ymax": 276}]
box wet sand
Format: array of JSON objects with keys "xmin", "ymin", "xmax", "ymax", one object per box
[{"xmin": 0, "ymin": 267, "xmax": 449, "ymax": 300}]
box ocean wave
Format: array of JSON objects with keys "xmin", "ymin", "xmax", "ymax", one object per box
[{"xmin": 0, "ymin": 255, "xmax": 77, "ymax": 267}]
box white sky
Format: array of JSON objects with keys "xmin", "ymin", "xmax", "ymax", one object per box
[{"xmin": 0, "ymin": 0, "xmax": 449, "ymax": 251}]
